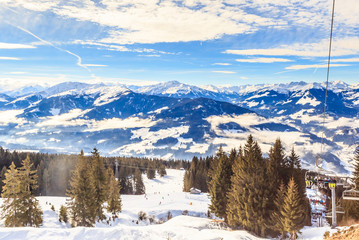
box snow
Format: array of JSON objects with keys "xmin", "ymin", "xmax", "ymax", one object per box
[
  {"xmin": 0, "ymin": 169, "xmax": 339, "ymax": 240},
  {"xmin": 296, "ymin": 92, "xmax": 321, "ymax": 107},
  {"xmin": 111, "ymin": 126, "xmax": 189, "ymax": 155},
  {"xmin": 92, "ymin": 86, "xmax": 130, "ymax": 106}
]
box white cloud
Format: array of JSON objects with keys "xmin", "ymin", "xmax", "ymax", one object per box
[
  {"xmin": 213, "ymin": 63, "xmax": 232, "ymax": 66},
  {"xmin": 0, "ymin": 42, "xmax": 35, "ymax": 49},
  {"xmin": 225, "ymin": 37, "xmax": 359, "ymax": 57},
  {"xmin": 83, "ymin": 64, "xmax": 107, "ymax": 67},
  {"xmin": 212, "ymin": 70, "xmax": 236, "ymax": 74},
  {"xmin": 6, "ymin": 72, "xmax": 27, "ymax": 74},
  {"xmin": 330, "ymin": 58, "xmax": 359, "ymax": 63},
  {"xmin": 285, "ymin": 64, "xmax": 350, "ymax": 70},
  {"xmin": 85, "ymin": 117, "xmax": 158, "ymax": 132},
  {"xmin": 0, "ymin": 57, "xmax": 20, "ymax": 60},
  {"xmin": 236, "ymin": 57, "xmax": 292, "ymax": 63},
  {"xmin": 2, "ymin": 0, "xmax": 59, "ymax": 12},
  {"xmin": 138, "ymin": 54, "xmax": 161, "ymax": 58}
]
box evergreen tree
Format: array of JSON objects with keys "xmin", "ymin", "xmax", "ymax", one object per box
[
  {"xmin": 0, "ymin": 166, "xmax": 7, "ymax": 195},
  {"xmin": 59, "ymin": 205, "xmax": 68, "ymax": 223},
  {"xmin": 17, "ymin": 156, "xmax": 43, "ymax": 227},
  {"xmin": 1, "ymin": 157, "xmax": 43, "ymax": 227},
  {"xmin": 90, "ymin": 148, "xmax": 109, "ymax": 221},
  {"xmin": 286, "ymin": 147, "xmax": 311, "ymax": 226},
  {"xmin": 208, "ymin": 147, "xmax": 233, "ymax": 221},
  {"xmin": 226, "ymin": 135, "xmax": 270, "ymax": 237},
  {"xmin": 106, "ymin": 168, "xmax": 122, "ymax": 219},
  {"xmin": 1, "ymin": 162, "xmax": 22, "ymax": 227},
  {"xmin": 266, "ymin": 138, "xmax": 287, "ymax": 232},
  {"xmin": 146, "ymin": 161, "xmax": 156, "ymax": 179},
  {"xmin": 342, "ymin": 146, "xmax": 359, "ymax": 222},
  {"xmin": 268, "ymin": 138, "xmax": 288, "ymax": 186},
  {"xmin": 134, "ymin": 168, "xmax": 145, "ymax": 195},
  {"xmin": 288, "ymin": 147, "xmax": 301, "ymax": 169},
  {"xmin": 67, "ymin": 150, "xmax": 96, "ymax": 227},
  {"xmin": 119, "ymin": 166, "xmax": 133, "ymax": 194},
  {"xmin": 282, "ymin": 178, "xmax": 306, "ymax": 240},
  {"xmin": 271, "ymin": 183, "xmax": 287, "ymax": 239},
  {"xmin": 158, "ymin": 165, "xmax": 167, "ymax": 177},
  {"xmin": 353, "ymin": 146, "xmax": 359, "ymax": 190}
]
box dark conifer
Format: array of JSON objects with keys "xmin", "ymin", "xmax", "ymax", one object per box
[
  {"xmin": 90, "ymin": 148, "xmax": 109, "ymax": 221},
  {"xmin": 1, "ymin": 162, "xmax": 22, "ymax": 227},
  {"xmin": 208, "ymin": 148, "xmax": 233, "ymax": 221},
  {"xmin": 146, "ymin": 161, "xmax": 156, "ymax": 179},
  {"xmin": 17, "ymin": 156, "xmax": 43, "ymax": 227},
  {"xmin": 67, "ymin": 150, "xmax": 96, "ymax": 227},
  {"xmin": 288, "ymin": 147, "xmax": 301, "ymax": 169},
  {"xmin": 134, "ymin": 167, "xmax": 145, "ymax": 195},
  {"xmin": 271, "ymin": 183, "xmax": 287, "ymax": 239},
  {"xmin": 1, "ymin": 157, "xmax": 43, "ymax": 227},
  {"xmin": 353, "ymin": 146, "xmax": 359, "ymax": 189},
  {"xmin": 227, "ymin": 135, "xmax": 270, "ymax": 237},
  {"xmin": 106, "ymin": 168, "xmax": 122, "ymax": 219},
  {"xmin": 158, "ymin": 165, "xmax": 167, "ymax": 177},
  {"xmin": 282, "ymin": 178, "xmax": 306, "ymax": 240},
  {"xmin": 59, "ymin": 205, "xmax": 68, "ymax": 223}
]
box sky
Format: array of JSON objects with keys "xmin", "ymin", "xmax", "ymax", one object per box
[{"xmin": 0, "ymin": 0, "xmax": 358, "ymax": 90}]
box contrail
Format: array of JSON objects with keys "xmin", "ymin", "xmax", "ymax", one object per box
[{"xmin": 8, "ymin": 22, "xmax": 92, "ymax": 74}]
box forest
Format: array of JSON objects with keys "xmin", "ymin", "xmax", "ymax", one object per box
[{"xmin": 0, "ymin": 147, "xmax": 189, "ymax": 196}]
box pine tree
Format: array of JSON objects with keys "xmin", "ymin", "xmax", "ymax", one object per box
[
  {"xmin": 1, "ymin": 162, "xmax": 22, "ymax": 227},
  {"xmin": 1, "ymin": 157, "xmax": 43, "ymax": 227},
  {"xmin": 59, "ymin": 205, "xmax": 68, "ymax": 223},
  {"xmin": 147, "ymin": 161, "xmax": 156, "ymax": 179},
  {"xmin": 288, "ymin": 147, "xmax": 301, "ymax": 169},
  {"xmin": 106, "ymin": 168, "xmax": 122, "ymax": 219},
  {"xmin": 282, "ymin": 178, "xmax": 306, "ymax": 240},
  {"xmin": 226, "ymin": 135, "xmax": 270, "ymax": 237},
  {"xmin": 158, "ymin": 165, "xmax": 167, "ymax": 177},
  {"xmin": 17, "ymin": 156, "xmax": 43, "ymax": 227},
  {"xmin": 0, "ymin": 166, "xmax": 8, "ymax": 198},
  {"xmin": 342, "ymin": 146, "xmax": 359, "ymax": 222},
  {"xmin": 353, "ymin": 146, "xmax": 359, "ymax": 190},
  {"xmin": 134, "ymin": 168, "xmax": 145, "ymax": 195},
  {"xmin": 268, "ymin": 138, "xmax": 288, "ymax": 186},
  {"xmin": 271, "ymin": 183, "xmax": 287, "ymax": 239},
  {"xmin": 67, "ymin": 150, "xmax": 96, "ymax": 227},
  {"xmin": 208, "ymin": 147, "xmax": 233, "ymax": 221},
  {"xmin": 90, "ymin": 148, "xmax": 109, "ymax": 221},
  {"xmin": 266, "ymin": 138, "xmax": 287, "ymax": 232}
]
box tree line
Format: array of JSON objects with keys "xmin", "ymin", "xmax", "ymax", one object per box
[
  {"xmin": 0, "ymin": 146, "xmax": 187, "ymax": 196},
  {"xmin": 184, "ymin": 135, "xmax": 311, "ymax": 239},
  {"xmin": 0, "ymin": 147, "xmax": 186, "ymax": 227}
]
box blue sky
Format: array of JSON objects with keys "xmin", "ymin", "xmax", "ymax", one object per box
[{"xmin": 0, "ymin": 0, "xmax": 358, "ymax": 90}]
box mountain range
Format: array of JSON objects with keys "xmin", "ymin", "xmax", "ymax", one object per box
[{"xmin": 0, "ymin": 80, "xmax": 358, "ymax": 174}]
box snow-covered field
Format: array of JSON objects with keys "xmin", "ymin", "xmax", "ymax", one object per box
[{"xmin": 0, "ymin": 169, "xmax": 334, "ymax": 239}]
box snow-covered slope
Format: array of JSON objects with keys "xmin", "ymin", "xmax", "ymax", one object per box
[{"xmin": 0, "ymin": 169, "xmax": 331, "ymax": 240}]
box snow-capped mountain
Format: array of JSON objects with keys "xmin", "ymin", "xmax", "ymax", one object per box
[{"xmin": 1, "ymin": 80, "xmax": 358, "ymax": 174}]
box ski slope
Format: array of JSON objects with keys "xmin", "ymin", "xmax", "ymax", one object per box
[{"xmin": 0, "ymin": 169, "xmax": 334, "ymax": 239}]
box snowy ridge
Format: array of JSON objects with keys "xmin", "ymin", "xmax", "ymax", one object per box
[{"xmin": 0, "ymin": 81, "xmax": 357, "ymax": 173}]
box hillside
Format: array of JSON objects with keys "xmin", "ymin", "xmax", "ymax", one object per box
[{"xmin": 0, "ymin": 168, "xmax": 336, "ymax": 240}]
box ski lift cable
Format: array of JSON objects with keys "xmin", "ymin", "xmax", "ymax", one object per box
[{"xmin": 320, "ymin": 0, "xmax": 335, "ymax": 155}]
